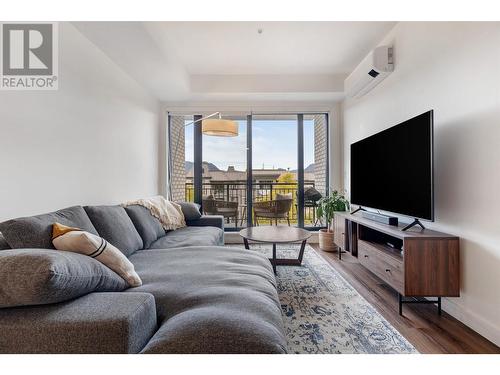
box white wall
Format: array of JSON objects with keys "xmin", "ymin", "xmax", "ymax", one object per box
[
  {"xmin": 329, "ymin": 102, "xmax": 343, "ymax": 192},
  {"xmin": 0, "ymin": 23, "xmax": 161, "ymax": 221},
  {"xmin": 341, "ymin": 22, "xmax": 500, "ymax": 346}
]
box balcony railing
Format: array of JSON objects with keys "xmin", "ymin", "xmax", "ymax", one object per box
[{"xmin": 185, "ymin": 181, "xmax": 321, "ymax": 227}]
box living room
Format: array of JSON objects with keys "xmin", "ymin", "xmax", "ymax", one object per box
[{"xmin": 1, "ymin": 0, "xmax": 499, "ymax": 373}]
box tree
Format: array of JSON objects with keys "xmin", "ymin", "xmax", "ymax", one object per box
[{"xmin": 277, "ymin": 172, "xmax": 296, "ymax": 184}]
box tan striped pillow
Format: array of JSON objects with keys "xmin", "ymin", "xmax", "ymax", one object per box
[{"xmin": 52, "ymin": 223, "xmax": 142, "ymax": 287}]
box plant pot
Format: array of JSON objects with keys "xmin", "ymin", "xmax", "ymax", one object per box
[{"xmin": 318, "ymin": 229, "xmax": 336, "ymax": 252}]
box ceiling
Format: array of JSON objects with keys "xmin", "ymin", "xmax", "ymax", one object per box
[
  {"xmin": 73, "ymin": 21, "xmax": 396, "ymax": 102},
  {"xmin": 148, "ymin": 22, "xmax": 395, "ymax": 75}
]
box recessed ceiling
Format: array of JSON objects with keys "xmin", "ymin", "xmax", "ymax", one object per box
[
  {"xmin": 149, "ymin": 21, "xmax": 396, "ymax": 75},
  {"xmin": 74, "ymin": 21, "xmax": 396, "ymax": 102}
]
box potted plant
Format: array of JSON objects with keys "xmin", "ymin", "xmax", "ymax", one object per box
[{"xmin": 316, "ymin": 190, "xmax": 350, "ymax": 251}]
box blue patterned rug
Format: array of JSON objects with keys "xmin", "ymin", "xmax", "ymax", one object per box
[{"xmin": 234, "ymin": 243, "xmax": 417, "ymax": 354}]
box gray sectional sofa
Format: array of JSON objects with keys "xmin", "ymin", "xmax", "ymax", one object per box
[{"xmin": 0, "ymin": 204, "xmax": 287, "ymax": 354}]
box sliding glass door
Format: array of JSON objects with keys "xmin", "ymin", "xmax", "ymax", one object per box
[
  {"xmin": 201, "ymin": 116, "xmax": 248, "ymax": 228},
  {"xmin": 251, "ymin": 115, "xmax": 299, "ymax": 227},
  {"xmin": 169, "ymin": 112, "xmax": 329, "ymax": 231}
]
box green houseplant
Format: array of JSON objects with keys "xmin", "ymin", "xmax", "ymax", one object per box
[{"xmin": 316, "ymin": 190, "xmax": 350, "ymax": 251}]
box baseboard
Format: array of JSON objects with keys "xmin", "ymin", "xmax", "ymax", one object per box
[
  {"xmin": 224, "ymin": 231, "xmax": 319, "ymax": 244},
  {"xmin": 440, "ymin": 297, "xmax": 500, "ymax": 347}
]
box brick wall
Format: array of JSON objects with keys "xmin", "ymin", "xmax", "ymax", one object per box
[
  {"xmin": 314, "ymin": 114, "xmax": 327, "ymax": 196},
  {"xmin": 169, "ymin": 116, "xmax": 186, "ymax": 202}
]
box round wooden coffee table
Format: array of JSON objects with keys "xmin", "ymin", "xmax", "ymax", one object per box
[{"xmin": 239, "ymin": 226, "xmax": 311, "ymax": 273}]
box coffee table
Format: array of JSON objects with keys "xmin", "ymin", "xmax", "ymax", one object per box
[{"xmin": 239, "ymin": 226, "xmax": 311, "ymax": 273}]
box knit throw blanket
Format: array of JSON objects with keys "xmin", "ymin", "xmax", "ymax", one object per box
[{"xmin": 122, "ymin": 196, "xmax": 186, "ymax": 231}]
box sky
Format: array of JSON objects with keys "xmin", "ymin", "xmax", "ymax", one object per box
[{"xmin": 185, "ymin": 119, "xmax": 318, "ymax": 171}]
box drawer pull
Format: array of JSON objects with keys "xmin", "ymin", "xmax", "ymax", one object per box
[{"xmin": 364, "ymin": 255, "xmax": 368, "ymax": 258}]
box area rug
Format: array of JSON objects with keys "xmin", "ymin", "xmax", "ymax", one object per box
[{"xmin": 232, "ymin": 243, "xmax": 418, "ymax": 354}]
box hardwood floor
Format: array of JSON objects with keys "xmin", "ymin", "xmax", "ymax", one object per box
[{"xmin": 309, "ymin": 243, "xmax": 500, "ymax": 354}]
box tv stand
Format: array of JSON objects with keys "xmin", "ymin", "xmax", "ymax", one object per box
[
  {"xmin": 333, "ymin": 211, "xmax": 460, "ymax": 315},
  {"xmin": 350, "ymin": 206, "xmax": 366, "ymax": 215},
  {"xmin": 402, "ymin": 218, "xmax": 426, "ymax": 231}
]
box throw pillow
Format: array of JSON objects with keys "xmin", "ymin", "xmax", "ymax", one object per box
[
  {"xmin": 52, "ymin": 223, "xmax": 142, "ymax": 287},
  {"xmin": 0, "ymin": 248, "xmax": 128, "ymax": 308},
  {"xmin": 178, "ymin": 202, "xmax": 202, "ymax": 221}
]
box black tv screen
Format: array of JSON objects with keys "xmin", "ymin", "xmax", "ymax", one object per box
[{"xmin": 350, "ymin": 110, "xmax": 434, "ymax": 221}]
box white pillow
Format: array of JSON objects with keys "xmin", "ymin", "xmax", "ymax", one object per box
[{"xmin": 52, "ymin": 223, "xmax": 142, "ymax": 287}]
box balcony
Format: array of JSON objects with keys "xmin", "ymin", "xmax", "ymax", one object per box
[{"xmin": 185, "ymin": 181, "xmax": 321, "ymax": 228}]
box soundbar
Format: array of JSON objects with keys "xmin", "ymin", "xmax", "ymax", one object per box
[{"xmin": 361, "ymin": 211, "xmax": 398, "ymax": 226}]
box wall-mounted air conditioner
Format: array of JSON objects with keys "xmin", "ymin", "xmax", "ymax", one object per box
[{"xmin": 344, "ymin": 45, "xmax": 394, "ymax": 99}]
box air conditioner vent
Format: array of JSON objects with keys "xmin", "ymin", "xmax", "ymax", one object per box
[{"xmin": 345, "ymin": 46, "xmax": 394, "ymax": 99}]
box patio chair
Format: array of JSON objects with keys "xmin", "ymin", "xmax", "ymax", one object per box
[
  {"xmin": 202, "ymin": 196, "xmax": 239, "ymax": 224},
  {"xmin": 253, "ymin": 196, "xmax": 293, "ymax": 226}
]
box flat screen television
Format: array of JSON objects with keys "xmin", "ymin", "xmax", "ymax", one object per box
[{"xmin": 350, "ymin": 110, "xmax": 434, "ymax": 221}]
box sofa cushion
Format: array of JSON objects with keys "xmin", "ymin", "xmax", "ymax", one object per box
[
  {"xmin": 124, "ymin": 205, "xmax": 166, "ymax": 249},
  {"xmin": 178, "ymin": 202, "xmax": 202, "ymax": 221},
  {"xmin": 0, "ymin": 292, "xmax": 157, "ymax": 354},
  {"xmin": 127, "ymin": 246, "xmax": 286, "ymax": 353},
  {"xmin": 0, "ymin": 206, "xmax": 98, "ymax": 249},
  {"xmin": 84, "ymin": 205, "xmax": 143, "ymax": 257},
  {"xmin": 0, "ymin": 249, "xmax": 127, "ymax": 308},
  {"xmin": 0, "ymin": 233, "xmax": 10, "ymax": 250},
  {"xmin": 186, "ymin": 215, "xmax": 224, "ymax": 229},
  {"xmin": 148, "ymin": 226, "xmax": 223, "ymax": 249}
]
